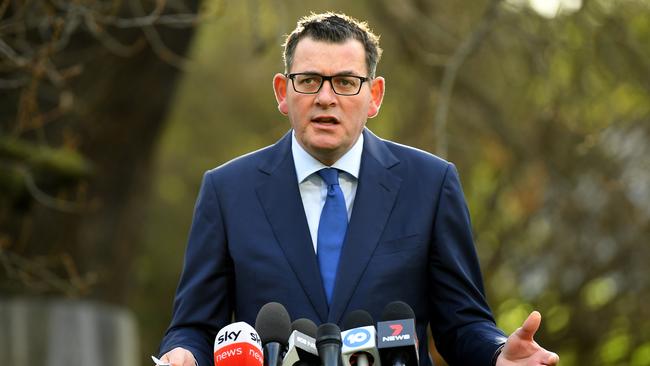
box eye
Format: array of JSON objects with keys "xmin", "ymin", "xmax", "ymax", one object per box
[
  {"xmin": 335, "ymin": 77, "xmax": 357, "ymax": 87},
  {"xmin": 296, "ymin": 75, "xmax": 321, "ymax": 85}
]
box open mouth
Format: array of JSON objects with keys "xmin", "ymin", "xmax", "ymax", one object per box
[{"xmin": 311, "ymin": 116, "xmax": 339, "ymax": 124}]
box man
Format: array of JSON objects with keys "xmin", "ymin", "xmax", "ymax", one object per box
[{"xmin": 159, "ymin": 12, "xmax": 559, "ymax": 366}]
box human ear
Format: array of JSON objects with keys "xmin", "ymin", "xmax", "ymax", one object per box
[
  {"xmin": 367, "ymin": 76, "xmax": 385, "ymax": 118},
  {"xmin": 273, "ymin": 73, "xmax": 289, "ymax": 115}
]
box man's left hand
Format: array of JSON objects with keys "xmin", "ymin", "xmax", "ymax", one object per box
[{"xmin": 496, "ymin": 311, "xmax": 560, "ymax": 366}]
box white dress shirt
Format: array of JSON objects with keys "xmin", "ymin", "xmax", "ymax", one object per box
[{"xmin": 291, "ymin": 131, "xmax": 363, "ymax": 253}]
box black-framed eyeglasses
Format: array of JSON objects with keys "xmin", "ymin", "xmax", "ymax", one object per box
[{"xmin": 286, "ymin": 73, "xmax": 370, "ymax": 96}]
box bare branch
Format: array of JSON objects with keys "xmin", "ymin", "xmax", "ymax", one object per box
[
  {"xmin": 0, "ymin": 246, "xmax": 96, "ymax": 296},
  {"xmin": 0, "ymin": 37, "xmax": 29, "ymax": 67},
  {"xmin": 434, "ymin": 0, "xmax": 504, "ymax": 157},
  {"xmin": 379, "ymin": 0, "xmax": 459, "ymax": 48},
  {"xmin": 83, "ymin": 12, "xmax": 147, "ymax": 57},
  {"xmin": 20, "ymin": 167, "xmax": 87, "ymax": 213},
  {"xmin": 129, "ymin": 0, "xmax": 191, "ymax": 69}
]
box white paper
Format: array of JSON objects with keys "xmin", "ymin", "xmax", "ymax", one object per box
[{"xmin": 151, "ymin": 355, "xmax": 172, "ymax": 366}]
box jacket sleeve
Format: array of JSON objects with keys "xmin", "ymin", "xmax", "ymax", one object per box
[
  {"xmin": 159, "ymin": 171, "xmax": 234, "ymax": 366},
  {"xmin": 428, "ymin": 163, "xmax": 507, "ymax": 365}
]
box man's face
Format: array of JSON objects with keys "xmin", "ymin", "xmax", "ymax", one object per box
[{"xmin": 273, "ymin": 37, "xmax": 385, "ymax": 165}]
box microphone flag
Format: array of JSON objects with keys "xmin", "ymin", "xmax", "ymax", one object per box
[{"xmin": 214, "ymin": 321, "xmax": 264, "ymax": 366}]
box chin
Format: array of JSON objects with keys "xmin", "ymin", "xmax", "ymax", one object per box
[
  {"xmin": 304, "ymin": 143, "xmax": 341, "ymax": 160},
  {"xmin": 304, "ymin": 132, "xmax": 337, "ymax": 146},
  {"xmin": 307, "ymin": 145, "xmax": 337, "ymax": 156}
]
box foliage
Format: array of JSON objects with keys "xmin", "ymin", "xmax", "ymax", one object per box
[
  {"xmin": 2, "ymin": 0, "xmax": 649, "ymax": 365},
  {"xmin": 142, "ymin": 1, "xmax": 650, "ymax": 364},
  {"xmin": 0, "ymin": 0, "xmax": 205, "ymax": 299}
]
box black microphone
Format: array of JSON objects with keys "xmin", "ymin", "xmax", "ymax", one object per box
[
  {"xmin": 341, "ymin": 310, "xmax": 381, "ymax": 366},
  {"xmin": 316, "ymin": 323, "xmax": 343, "ymax": 366},
  {"xmin": 255, "ymin": 302, "xmax": 292, "ymax": 366},
  {"xmin": 292, "ymin": 318, "xmax": 318, "ymax": 338},
  {"xmin": 282, "ymin": 318, "xmax": 320, "ymax": 366},
  {"xmin": 376, "ymin": 301, "xmax": 419, "ymax": 366}
]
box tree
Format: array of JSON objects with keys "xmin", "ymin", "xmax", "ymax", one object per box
[
  {"xmin": 0, "ymin": 0, "xmax": 210, "ymax": 303},
  {"xmin": 371, "ymin": 1, "xmax": 650, "ymax": 364}
]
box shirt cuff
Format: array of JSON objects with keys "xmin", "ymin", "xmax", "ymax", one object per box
[{"xmin": 492, "ymin": 344, "xmax": 505, "ymax": 366}]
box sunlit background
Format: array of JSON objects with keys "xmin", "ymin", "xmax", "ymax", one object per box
[{"xmin": 2, "ymin": 0, "xmax": 649, "ymax": 365}]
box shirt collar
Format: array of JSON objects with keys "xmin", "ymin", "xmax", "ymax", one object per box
[{"xmin": 292, "ymin": 130, "xmax": 363, "ymax": 183}]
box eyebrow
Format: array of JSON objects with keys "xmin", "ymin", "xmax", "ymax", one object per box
[{"xmin": 296, "ymin": 70, "xmax": 363, "ymax": 77}]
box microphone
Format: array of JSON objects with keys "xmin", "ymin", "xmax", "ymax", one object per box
[
  {"xmin": 213, "ymin": 321, "xmax": 264, "ymax": 366},
  {"xmin": 341, "ymin": 310, "xmax": 381, "ymax": 366},
  {"xmin": 376, "ymin": 301, "xmax": 419, "ymax": 366},
  {"xmin": 282, "ymin": 318, "xmax": 319, "ymax": 366},
  {"xmin": 255, "ymin": 302, "xmax": 292, "ymax": 366},
  {"xmin": 316, "ymin": 323, "xmax": 343, "ymax": 366},
  {"xmin": 292, "ymin": 318, "xmax": 318, "ymax": 338}
]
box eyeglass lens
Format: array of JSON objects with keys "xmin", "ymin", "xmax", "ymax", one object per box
[{"xmin": 292, "ymin": 74, "xmax": 363, "ymax": 95}]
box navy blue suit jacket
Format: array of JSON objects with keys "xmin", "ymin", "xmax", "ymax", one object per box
[{"xmin": 159, "ymin": 129, "xmax": 507, "ymax": 365}]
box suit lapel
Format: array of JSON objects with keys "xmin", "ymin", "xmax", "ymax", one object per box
[
  {"xmin": 255, "ymin": 132, "xmax": 329, "ymax": 322},
  {"xmin": 328, "ymin": 130, "xmax": 402, "ymax": 324}
]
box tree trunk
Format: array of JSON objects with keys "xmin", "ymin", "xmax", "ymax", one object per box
[{"xmin": 1, "ymin": 0, "xmax": 200, "ymax": 305}]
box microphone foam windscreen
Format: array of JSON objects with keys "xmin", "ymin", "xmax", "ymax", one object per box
[
  {"xmin": 342, "ymin": 310, "xmax": 374, "ymax": 330},
  {"xmin": 292, "ymin": 318, "xmax": 318, "ymax": 338},
  {"xmin": 255, "ymin": 302, "xmax": 292, "ymax": 344},
  {"xmin": 316, "ymin": 323, "xmax": 342, "ymax": 343},
  {"xmin": 381, "ymin": 301, "xmax": 415, "ymax": 321}
]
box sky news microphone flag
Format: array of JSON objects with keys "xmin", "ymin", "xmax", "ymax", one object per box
[{"xmin": 213, "ymin": 321, "xmax": 263, "ymax": 366}]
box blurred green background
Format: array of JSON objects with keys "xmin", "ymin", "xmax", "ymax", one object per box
[{"xmin": 2, "ymin": 0, "xmax": 649, "ymax": 365}]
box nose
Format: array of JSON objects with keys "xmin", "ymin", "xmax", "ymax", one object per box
[{"xmin": 315, "ymin": 79, "xmax": 337, "ymax": 107}]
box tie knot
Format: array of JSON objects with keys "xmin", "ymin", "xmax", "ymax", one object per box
[{"xmin": 318, "ymin": 168, "xmax": 340, "ymax": 187}]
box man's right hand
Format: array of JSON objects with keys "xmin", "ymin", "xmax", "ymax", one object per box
[{"xmin": 160, "ymin": 347, "xmax": 197, "ymax": 366}]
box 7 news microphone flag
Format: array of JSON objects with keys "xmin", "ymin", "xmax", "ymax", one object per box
[{"xmin": 377, "ymin": 301, "xmax": 419, "ymax": 366}]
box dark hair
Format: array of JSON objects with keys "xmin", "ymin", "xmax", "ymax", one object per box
[{"xmin": 282, "ymin": 12, "xmax": 383, "ymax": 78}]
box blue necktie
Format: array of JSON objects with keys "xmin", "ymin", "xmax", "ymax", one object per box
[{"xmin": 317, "ymin": 168, "xmax": 348, "ymax": 305}]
